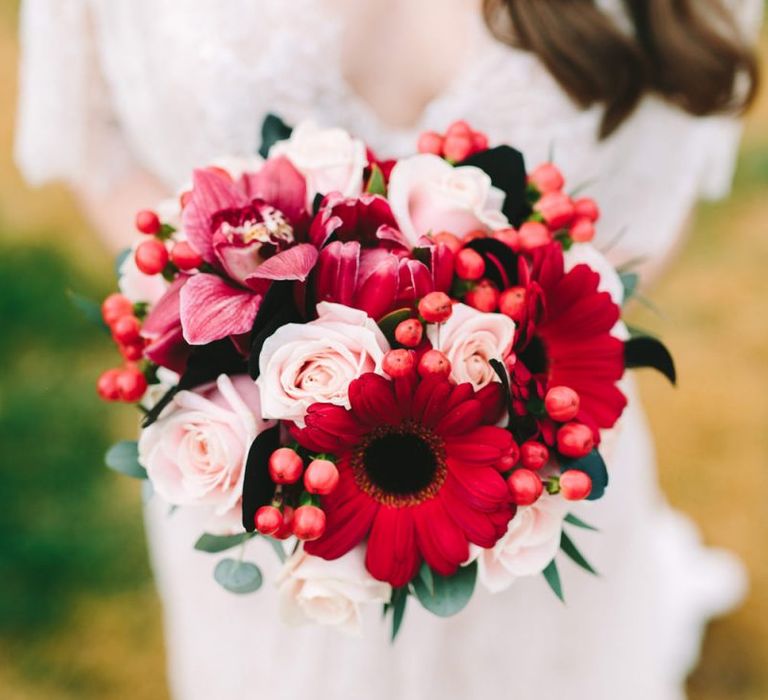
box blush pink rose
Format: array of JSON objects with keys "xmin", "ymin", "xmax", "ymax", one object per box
[
  {"xmin": 138, "ymin": 374, "xmax": 275, "ymax": 531},
  {"xmin": 387, "ymin": 153, "xmax": 509, "ymax": 246},
  {"xmin": 427, "ymin": 303, "xmax": 515, "ymax": 390},
  {"xmin": 255, "ymin": 302, "xmax": 389, "ymax": 425}
]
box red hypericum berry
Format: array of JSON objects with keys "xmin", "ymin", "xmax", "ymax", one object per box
[
  {"xmin": 517, "ymin": 221, "xmax": 552, "ymax": 251},
  {"xmin": 465, "ymin": 279, "xmax": 499, "ymax": 312},
  {"xmin": 493, "ymin": 227, "xmax": 519, "ymax": 250},
  {"xmin": 573, "ymin": 197, "xmax": 600, "ymax": 222},
  {"xmin": 445, "ymin": 120, "xmax": 472, "ymax": 139},
  {"xmin": 431, "ymin": 231, "xmax": 462, "ymax": 254},
  {"xmin": 418, "ymin": 291, "xmax": 453, "ymax": 323},
  {"xmin": 417, "ymin": 131, "xmax": 445, "ymax": 156},
  {"xmin": 254, "ymin": 505, "xmax": 283, "ymax": 536},
  {"xmin": 472, "ymin": 131, "xmax": 489, "ymax": 152},
  {"xmin": 454, "ymin": 248, "xmax": 485, "ymax": 281},
  {"xmin": 135, "ymin": 238, "xmax": 169, "ymax": 276},
  {"xmin": 560, "ymin": 470, "xmax": 593, "ymax": 501},
  {"xmin": 556, "ymin": 423, "xmax": 595, "ymax": 458},
  {"xmin": 417, "ymin": 349, "xmax": 451, "ymax": 378},
  {"xmin": 119, "ymin": 340, "xmax": 145, "ymax": 362},
  {"xmin": 135, "ymin": 209, "xmax": 161, "ymax": 235},
  {"xmin": 463, "ymin": 229, "xmax": 487, "ymax": 243},
  {"xmin": 111, "ymin": 314, "xmax": 142, "ymax": 345},
  {"xmin": 116, "ymin": 366, "xmax": 148, "ymax": 402},
  {"xmin": 101, "ymin": 293, "xmax": 134, "ymax": 326},
  {"xmin": 498, "ymin": 286, "xmax": 527, "ymax": 322},
  {"xmin": 528, "ymin": 163, "xmax": 565, "ymax": 194},
  {"xmin": 498, "ymin": 441, "xmax": 521, "ymax": 471},
  {"xmin": 520, "ymin": 441, "xmax": 549, "ymax": 470},
  {"xmin": 394, "ymin": 318, "xmax": 423, "ymax": 347},
  {"xmin": 274, "ymin": 506, "xmax": 295, "ymax": 540},
  {"xmin": 569, "ymin": 217, "xmax": 595, "ymax": 243},
  {"xmin": 545, "ymin": 386, "xmax": 580, "ymax": 422},
  {"xmin": 170, "ymin": 241, "xmax": 204, "ymax": 270},
  {"xmin": 304, "ymin": 459, "xmax": 340, "ymax": 495},
  {"xmin": 443, "ymin": 134, "xmax": 473, "ymax": 162},
  {"xmin": 96, "ymin": 368, "xmax": 122, "ymax": 401},
  {"xmin": 268, "ymin": 447, "xmax": 304, "ymax": 485},
  {"xmin": 535, "ymin": 191, "xmax": 575, "ymax": 230},
  {"xmin": 507, "ymin": 469, "xmax": 543, "ymax": 506},
  {"xmin": 293, "ymin": 505, "xmax": 327, "ymax": 541},
  {"xmin": 383, "ymin": 349, "xmax": 416, "ymax": 378}
]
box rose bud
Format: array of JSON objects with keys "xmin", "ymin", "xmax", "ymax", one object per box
[
  {"xmin": 573, "ymin": 197, "xmax": 600, "ymax": 222},
  {"xmin": 116, "ymin": 366, "xmax": 148, "ymax": 402},
  {"xmin": 498, "ymin": 441, "xmax": 521, "ymax": 471},
  {"xmin": 465, "ymin": 279, "xmax": 499, "ymax": 312},
  {"xmin": 293, "ymin": 505, "xmax": 327, "ymax": 541},
  {"xmin": 254, "ymin": 505, "xmax": 283, "ymax": 536},
  {"xmin": 418, "ymin": 291, "xmax": 453, "ymax": 323},
  {"xmin": 135, "ymin": 209, "xmax": 161, "ymax": 235},
  {"xmin": 517, "ymin": 221, "xmax": 552, "ymax": 251},
  {"xmin": 454, "ymin": 248, "xmax": 485, "ymax": 281},
  {"xmin": 304, "ymin": 459, "xmax": 340, "ymax": 495},
  {"xmin": 556, "ymin": 423, "xmax": 595, "ymax": 458},
  {"xmin": 507, "ymin": 469, "xmax": 543, "ymax": 506},
  {"xmin": 111, "ymin": 314, "xmax": 142, "ymax": 345},
  {"xmin": 560, "ymin": 470, "xmax": 593, "ymax": 501},
  {"xmin": 268, "ymin": 447, "xmax": 304, "ymax": 485},
  {"xmin": 569, "ymin": 217, "xmax": 595, "ymax": 243},
  {"xmin": 96, "ymin": 368, "xmax": 122, "ymax": 401},
  {"xmin": 545, "ymin": 386, "xmax": 580, "ymax": 422},
  {"xmin": 135, "ymin": 238, "xmax": 169, "ymax": 275},
  {"xmin": 101, "ymin": 293, "xmax": 134, "ymax": 326},
  {"xmin": 534, "ymin": 191, "xmax": 575, "ymax": 230},
  {"xmin": 417, "ymin": 131, "xmax": 444, "ymax": 156},
  {"xmin": 431, "ymin": 231, "xmax": 462, "ymax": 254},
  {"xmin": 417, "ymin": 349, "xmax": 451, "ymax": 378},
  {"xmin": 383, "ymin": 349, "xmax": 416, "ymax": 378},
  {"xmin": 394, "ymin": 318, "xmax": 423, "ymax": 347},
  {"xmin": 520, "ymin": 441, "xmax": 549, "ymax": 470},
  {"xmin": 273, "ymin": 505, "xmax": 295, "ymax": 540},
  {"xmin": 528, "ymin": 163, "xmax": 564, "ymax": 194},
  {"xmin": 499, "ymin": 286, "xmax": 527, "ymax": 322},
  {"xmin": 170, "ymin": 241, "xmax": 204, "ymax": 270},
  {"xmin": 493, "ymin": 227, "xmax": 519, "ymax": 250},
  {"xmin": 443, "ymin": 134, "xmax": 473, "ymax": 162}
]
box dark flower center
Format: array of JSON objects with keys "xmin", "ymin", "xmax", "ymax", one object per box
[{"xmin": 352, "ymin": 422, "xmax": 446, "ymax": 507}]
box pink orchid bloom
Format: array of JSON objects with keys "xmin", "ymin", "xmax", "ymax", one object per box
[{"xmin": 141, "ymin": 275, "xmax": 190, "ymax": 373}]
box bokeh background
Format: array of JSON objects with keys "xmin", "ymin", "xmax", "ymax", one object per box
[{"xmin": 0, "ymin": 1, "xmax": 765, "ymax": 698}]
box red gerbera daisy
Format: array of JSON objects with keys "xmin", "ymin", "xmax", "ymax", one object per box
[{"xmin": 290, "ymin": 373, "xmax": 515, "ymax": 587}]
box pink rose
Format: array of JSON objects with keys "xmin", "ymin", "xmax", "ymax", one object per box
[
  {"xmin": 256, "ymin": 302, "xmax": 389, "ymax": 425},
  {"xmin": 138, "ymin": 374, "xmax": 275, "ymax": 531},
  {"xmin": 387, "ymin": 153, "xmax": 509, "ymax": 246},
  {"xmin": 427, "ymin": 303, "xmax": 515, "ymax": 390}
]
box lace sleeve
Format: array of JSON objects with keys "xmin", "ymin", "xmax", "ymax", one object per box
[{"xmin": 14, "ymin": 0, "xmax": 135, "ymax": 191}]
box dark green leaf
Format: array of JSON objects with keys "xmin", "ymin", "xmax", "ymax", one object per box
[
  {"xmin": 390, "ymin": 587, "xmax": 408, "ymax": 642},
  {"xmin": 105, "ymin": 441, "xmax": 147, "ymax": 479},
  {"xmin": 560, "ymin": 531, "xmax": 598, "ymax": 575},
  {"xmin": 67, "ymin": 290, "xmax": 108, "ymax": 334},
  {"xmin": 542, "ymin": 559, "xmax": 564, "ymax": 602},
  {"xmin": 241, "ymin": 426, "xmax": 281, "ymax": 531},
  {"xmin": 560, "ymin": 449, "xmax": 608, "ymax": 501},
  {"xmin": 412, "ymin": 562, "xmax": 476, "ymax": 617},
  {"xmin": 624, "ymin": 336, "xmax": 676, "ymax": 385},
  {"xmin": 258, "ymin": 113, "xmax": 293, "ymax": 158},
  {"xmin": 563, "ymin": 513, "xmax": 599, "ymax": 531},
  {"xmin": 194, "ymin": 532, "xmax": 253, "ymax": 553},
  {"xmin": 377, "ymin": 307, "xmax": 413, "ymax": 344},
  {"xmin": 365, "ymin": 163, "xmax": 387, "ymax": 196},
  {"xmin": 619, "ymin": 271, "xmax": 639, "ymax": 303},
  {"xmin": 267, "ymin": 538, "xmax": 287, "ymax": 563},
  {"xmin": 417, "ymin": 561, "xmax": 435, "ymax": 596},
  {"xmin": 214, "ymin": 558, "xmax": 263, "ymax": 594}
]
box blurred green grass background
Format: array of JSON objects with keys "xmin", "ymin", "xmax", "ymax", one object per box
[{"xmin": 0, "ymin": 2, "xmax": 766, "ymax": 698}]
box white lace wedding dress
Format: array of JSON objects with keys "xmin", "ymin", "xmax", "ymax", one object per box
[{"xmin": 15, "ymin": 1, "xmax": 761, "ymax": 698}]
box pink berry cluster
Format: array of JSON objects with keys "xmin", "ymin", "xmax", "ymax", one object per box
[
  {"xmin": 254, "ymin": 448, "xmax": 341, "ymax": 541},
  {"xmin": 417, "ymin": 120, "xmax": 489, "ymax": 163}
]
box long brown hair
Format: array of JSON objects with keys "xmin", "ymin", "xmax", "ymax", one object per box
[{"xmin": 483, "ymin": 0, "xmax": 760, "ymax": 138}]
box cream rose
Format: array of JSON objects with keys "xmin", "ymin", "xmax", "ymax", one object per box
[
  {"xmin": 473, "ymin": 494, "xmax": 568, "ymax": 593},
  {"xmin": 256, "ymin": 302, "xmax": 389, "ymax": 425},
  {"xmin": 138, "ymin": 374, "xmax": 274, "ymax": 529},
  {"xmin": 387, "ymin": 153, "xmax": 509, "ymax": 247},
  {"xmin": 427, "ymin": 303, "xmax": 515, "ymax": 390},
  {"xmin": 277, "ymin": 546, "xmax": 392, "ymax": 636},
  {"xmin": 269, "ymin": 121, "xmax": 368, "ymax": 203}
]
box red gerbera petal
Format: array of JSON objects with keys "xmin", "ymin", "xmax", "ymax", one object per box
[
  {"xmin": 413, "ymin": 498, "xmax": 470, "ymax": 576},
  {"xmin": 365, "ymin": 507, "xmax": 420, "ymax": 587}
]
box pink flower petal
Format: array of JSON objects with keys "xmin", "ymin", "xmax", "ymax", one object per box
[
  {"xmin": 242, "ymin": 156, "xmax": 307, "ymax": 224},
  {"xmin": 179, "ymin": 273, "xmax": 262, "ymax": 345},
  {"xmin": 316, "ymin": 241, "xmax": 360, "ymax": 306},
  {"xmin": 246, "ymin": 243, "xmax": 318, "ymax": 282}
]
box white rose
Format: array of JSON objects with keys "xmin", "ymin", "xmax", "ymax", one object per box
[
  {"xmin": 269, "ymin": 121, "xmax": 368, "ymax": 204},
  {"xmin": 256, "ymin": 302, "xmax": 389, "ymax": 425},
  {"xmin": 138, "ymin": 374, "xmax": 275, "ymax": 528},
  {"xmin": 387, "ymin": 153, "xmax": 509, "ymax": 247},
  {"xmin": 473, "ymin": 494, "xmax": 568, "ymax": 593},
  {"xmin": 427, "ymin": 303, "xmax": 515, "ymax": 390},
  {"xmin": 277, "ymin": 547, "xmax": 392, "ymax": 636}
]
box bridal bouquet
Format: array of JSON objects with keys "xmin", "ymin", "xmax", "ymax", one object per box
[{"xmin": 90, "ymin": 116, "xmax": 674, "ymax": 637}]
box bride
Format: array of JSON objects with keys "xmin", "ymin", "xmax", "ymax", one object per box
[{"xmin": 15, "ymin": 1, "xmax": 761, "ymax": 698}]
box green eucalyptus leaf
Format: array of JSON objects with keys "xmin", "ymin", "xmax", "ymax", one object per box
[
  {"xmin": 377, "ymin": 307, "xmax": 413, "ymax": 344},
  {"xmin": 560, "ymin": 531, "xmax": 598, "ymax": 575},
  {"xmin": 390, "ymin": 587, "xmax": 408, "ymax": 642},
  {"xmin": 365, "ymin": 163, "xmax": 387, "ymax": 196},
  {"xmin": 267, "ymin": 537, "xmax": 287, "ymax": 563},
  {"xmin": 259, "ymin": 114, "xmax": 293, "ymax": 158},
  {"xmin": 563, "ymin": 513, "xmax": 599, "ymax": 531},
  {"xmin": 542, "ymin": 559, "xmax": 564, "ymax": 602},
  {"xmin": 418, "ymin": 561, "xmax": 435, "ymax": 596},
  {"xmin": 412, "ymin": 562, "xmax": 476, "ymax": 617},
  {"xmin": 67, "ymin": 290, "xmax": 109, "ymax": 334},
  {"xmin": 105, "ymin": 441, "xmax": 147, "ymax": 479},
  {"xmin": 214, "ymin": 558, "xmax": 263, "ymax": 594},
  {"xmin": 114, "ymin": 248, "xmax": 131, "ymax": 277},
  {"xmin": 619, "ymin": 271, "xmax": 639, "ymax": 303},
  {"xmin": 194, "ymin": 532, "xmax": 253, "ymax": 553},
  {"xmin": 560, "ymin": 449, "xmax": 608, "ymax": 501}
]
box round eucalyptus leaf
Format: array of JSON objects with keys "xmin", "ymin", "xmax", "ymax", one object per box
[
  {"xmin": 214, "ymin": 558, "xmax": 263, "ymax": 594},
  {"xmin": 105, "ymin": 440, "xmax": 147, "ymax": 479},
  {"xmin": 412, "ymin": 562, "xmax": 476, "ymax": 617}
]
